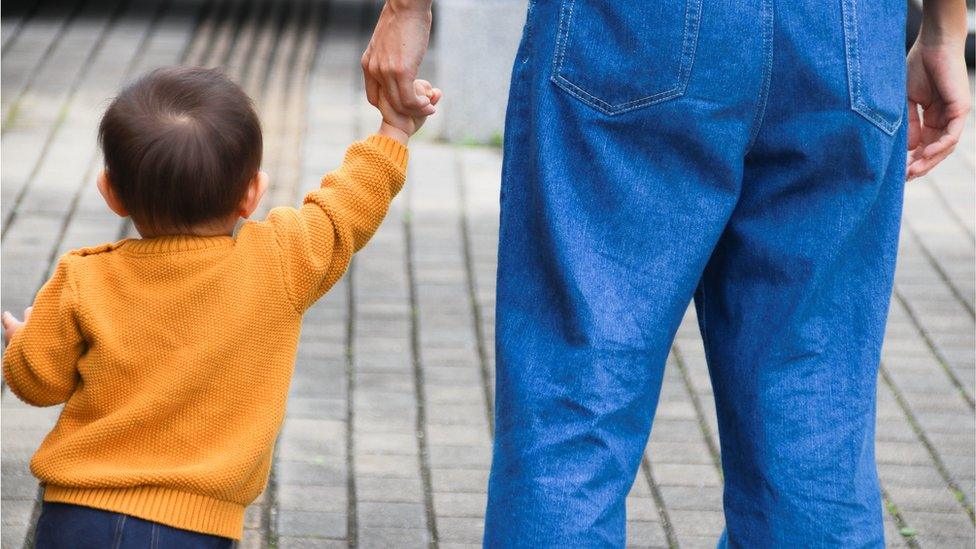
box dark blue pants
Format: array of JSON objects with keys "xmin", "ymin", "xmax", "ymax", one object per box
[
  {"xmin": 34, "ymin": 503, "xmax": 235, "ymax": 549},
  {"xmin": 486, "ymin": 0, "xmax": 907, "ymax": 546}
]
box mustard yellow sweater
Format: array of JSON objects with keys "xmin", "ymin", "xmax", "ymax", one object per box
[{"xmin": 2, "ymin": 135, "xmax": 407, "ymax": 540}]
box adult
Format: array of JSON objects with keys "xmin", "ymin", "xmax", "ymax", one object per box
[{"xmin": 362, "ymin": 0, "xmax": 971, "ymax": 545}]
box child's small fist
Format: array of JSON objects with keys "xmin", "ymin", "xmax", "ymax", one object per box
[
  {"xmin": 377, "ymin": 79, "xmax": 442, "ymax": 142},
  {"xmin": 2, "ymin": 307, "xmax": 31, "ymax": 346}
]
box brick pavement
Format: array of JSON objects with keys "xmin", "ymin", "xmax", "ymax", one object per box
[{"xmin": 2, "ymin": 1, "xmax": 974, "ymax": 547}]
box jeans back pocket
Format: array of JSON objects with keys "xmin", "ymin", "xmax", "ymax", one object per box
[
  {"xmin": 550, "ymin": 0, "xmax": 703, "ymax": 115},
  {"xmin": 841, "ymin": 0, "xmax": 907, "ymax": 135}
]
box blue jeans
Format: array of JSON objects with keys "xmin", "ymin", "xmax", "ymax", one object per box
[
  {"xmin": 486, "ymin": 0, "xmax": 907, "ymax": 547},
  {"xmin": 34, "ymin": 503, "xmax": 235, "ymax": 548}
]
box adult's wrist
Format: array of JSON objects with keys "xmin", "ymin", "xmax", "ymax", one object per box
[
  {"xmin": 918, "ymin": 1, "xmax": 968, "ymax": 49},
  {"xmin": 918, "ymin": 25, "xmax": 968, "ymax": 49},
  {"xmin": 388, "ymin": 0, "xmax": 432, "ymax": 15}
]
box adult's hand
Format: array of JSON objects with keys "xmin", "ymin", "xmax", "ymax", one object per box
[
  {"xmin": 362, "ymin": 0, "xmax": 434, "ymax": 118},
  {"xmin": 906, "ymin": 0, "xmax": 971, "ymax": 180}
]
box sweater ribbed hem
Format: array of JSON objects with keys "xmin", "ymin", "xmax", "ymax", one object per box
[
  {"xmin": 43, "ymin": 485, "xmax": 244, "ymax": 540},
  {"xmin": 365, "ymin": 134, "xmax": 409, "ymax": 171}
]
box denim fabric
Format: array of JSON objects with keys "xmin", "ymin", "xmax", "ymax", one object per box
[
  {"xmin": 486, "ymin": 0, "xmax": 907, "ymax": 547},
  {"xmin": 34, "ymin": 503, "xmax": 235, "ymax": 549}
]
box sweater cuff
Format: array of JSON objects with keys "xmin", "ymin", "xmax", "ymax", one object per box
[{"xmin": 365, "ymin": 134, "xmax": 409, "ymax": 172}]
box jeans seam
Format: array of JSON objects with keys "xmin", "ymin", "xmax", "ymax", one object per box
[
  {"xmin": 746, "ymin": 0, "xmax": 774, "ymax": 151},
  {"xmin": 697, "ymin": 281, "xmax": 712, "ymax": 366},
  {"xmin": 519, "ymin": 0, "xmax": 538, "ymax": 64},
  {"xmin": 551, "ymin": 0, "xmax": 573, "ymax": 82},
  {"xmin": 680, "ymin": 0, "xmax": 705, "ymax": 92},
  {"xmin": 840, "ymin": 0, "xmax": 901, "ymax": 135}
]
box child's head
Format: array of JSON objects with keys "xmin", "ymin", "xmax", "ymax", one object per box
[{"xmin": 97, "ymin": 66, "xmax": 267, "ymax": 236}]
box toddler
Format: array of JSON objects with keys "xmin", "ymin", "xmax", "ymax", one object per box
[{"xmin": 1, "ymin": 65, "xmax": 440, "ymax": 547}]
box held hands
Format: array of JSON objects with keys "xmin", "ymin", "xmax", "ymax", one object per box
[
  {"xmin": 361, "ymin": 0, "xmax": 439, "ymax": 144},
  {"xmin": 362, "ymin": 1, "xmax": 434, "ymax": 119},
  {"xmin": 377, "ymin": 79, "xmax": 442, "ymax": 144},
  {"xmin": 2, "ymin": 307, "xmax": 31, "ymax": 346}
]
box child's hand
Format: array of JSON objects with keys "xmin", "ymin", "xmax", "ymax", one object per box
[
  {"xmin": 377, "ymin": 79, "xmax": 442, "ymax": 143},
  {"xmin": 2, "ymin": 307, "xmax": 31, "ymax": 346}
]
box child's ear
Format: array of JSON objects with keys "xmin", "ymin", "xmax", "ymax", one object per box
[
  {"xmin": 239, "ymin": 171, "xmax": 269, "ymax": 219},
  {"xmin": 96, "ymin": 169, "xmax": 129, "ymax": 217}
]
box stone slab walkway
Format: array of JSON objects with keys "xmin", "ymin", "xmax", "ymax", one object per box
[{"xmin": 1, "ymin": 1, "xmax": 974, "ymax": 547}]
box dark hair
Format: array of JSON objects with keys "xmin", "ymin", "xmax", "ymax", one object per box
[{"xmin": 98, "ymin": 66, "xmax": 262, "ymax": 232}]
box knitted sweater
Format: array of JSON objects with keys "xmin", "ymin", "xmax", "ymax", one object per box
[{"xmin": 2, "ymin": 135, "xmax": 407, "ymax": 540}]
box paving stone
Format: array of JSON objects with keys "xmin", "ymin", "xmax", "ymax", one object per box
[
  {"xmin": 423, "ymin": 365, "xmax": 481, "ymax": 382},
  {"xmin": 355, "ymin": 432, "xmax": 419, "ymax": 455},
  {"xmin": 876, "ymin": 441, "xmax": 938, "ymax": 466},
  {"xmin": 277, "ymin": 510, "xmax": 346, "ymax": 539},
  {"xmin": 658, "ymin": 485, "xmax": 724, "ymax": 511},
  {"xmin": 678, "ymin": 535, "xmax": 726, "ymax": 549},
  {"xmin": 648, "ymin": 420, "xmax": 710, "ymax": 443},
  {"xmin": 646, "ymin": 441, "xmax": 716, "ymax": 465},
  {"xmin": 428, "ymin": 444, "xmax": 492, "ymax": 470},
  {"xmin": 354, "ymin": 453, "xmax": 421, "ymax": 478},
  {"xmin": 430, "ymin": 468, "xmax": 490, "ymax": 493},
  {"xmin": 285, "ymin": 397, "xmax": 346, "ymax": 420},
  {"xmin": 277, "ymin": 485, "xmax": 347, "ymax": 512},
  {"xmin": 277, "ymin": 537, "xmax": 348, "ymax": 548},
  {"xmin": 277, "ymin": 461, "xmax": 347, "ymax": 488},
  {"xmin": 437, "ymin": 517, "xmax": 485, "ymax": 544},
  {"xmin": 1, "ymin": 498, "xmax": 34, "ymax": 526},
  {"xmin": 357, "ymin": 476, "xmax": 425, "ymax": 503},
  {"xmin": 433, "ymin": 491, "xmax": 487, "ymax": 518},
  {"xmin": 652, "ymin": 463, "xmax": 722, "ymax": 488},
  {"xmin": 901, "ymin": 511, "xmax": 974, "ymax": 539},
  {"xmin": 357, "ymin": 501, "xmax": 427, "ymax": 528},
  {"xmin": 625, "ymin": 520, "xmax": 668, "ymax": 548},
  {"xmin": 426, "ymin": 424, "xmax": 491, "ymax": 446},
  {"xmin": 625, "ymin": 496, "xmax": 661, "ymax": 522},
  {"xmin": 354, "ymin": 417, "xmax": 417, "ymax": 433},
  {"xmin": 357, "ymin": 526, "xmax": 429, "ymax": 549},
  {"xmin": 356, "ymin": 372, "xmax": 416, "ymax": 393},
  {"xmin": 939, "ymin": 454, "xmax": 976, "ymax": 477},
  {"xmin": 0, "ymin": 473, "xmax": 38, "ymax": 500},
  {"xmin": 875, "ymin": 418, "xmax": 921, "ymax": 442},
  {"xmin": 425, "ymin": 404, "xmax": 492, "ymax": 427},
  {"xmin": 667, "ymin": 509, "xmax": 726, "ymax": 538},
  {"xmin": 890, "ymin": 486, "xmax": 970, "ymax": 515},
  {"xmin": 2, "ymin": 524, "xmax": 31, "ymax": 549},
  {"xmin": 244, "ymin": 504, "xmax": 262, "ymax": 529},
  {"xmin": 278, "ymin": 436, "xmax": 345, "ymax": 462}
]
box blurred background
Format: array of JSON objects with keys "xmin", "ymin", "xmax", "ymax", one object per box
[{"xmin": 1, "ymin": 1, "xmax": 974, "ymax": 548}]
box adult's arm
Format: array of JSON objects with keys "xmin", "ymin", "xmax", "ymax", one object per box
[
  {"xmin": 906, "ymin": 0, "xmax": 971, "ymax": 179},
  {"xmin": 362, "ymin": 0, "xmax": 435, "ymax": 118}
]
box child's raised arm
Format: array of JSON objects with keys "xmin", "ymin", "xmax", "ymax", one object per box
[
  {"xmin": 2, "ymin": 258, "xmax": 85, "ymax": 406},
  {"xmin": 265, "ymin": 135, "xmax": 408, "ymax": 312},
  {"xmin": 260, "ymin": 79, "xmax": 438, "ymax": 313}
]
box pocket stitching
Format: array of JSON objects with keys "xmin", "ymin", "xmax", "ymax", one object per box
[
  {"xmin": 551, "ymin": 0, "xmax": 702, "ymax": 115},
  {"xmin": 841, "ymin": 0, "xmax": 902, "ymax": 135}
]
